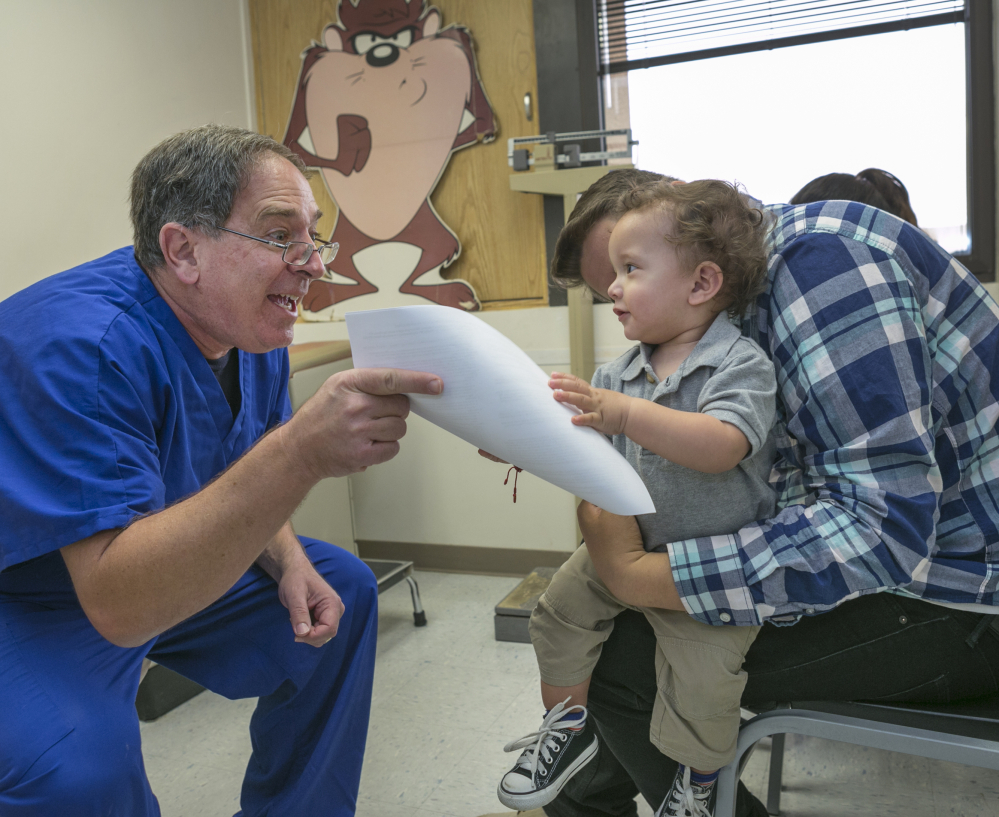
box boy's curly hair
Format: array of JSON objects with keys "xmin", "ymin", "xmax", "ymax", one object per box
[{"xmin": 620, "ymin": 179, "xmax": 770, "ymax": 316}]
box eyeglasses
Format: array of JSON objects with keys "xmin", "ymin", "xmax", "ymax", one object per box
[{"xmin": 218, "ymin": 227, "xmax": 339, "ymax": 281}]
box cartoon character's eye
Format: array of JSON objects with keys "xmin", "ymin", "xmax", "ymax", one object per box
[
  {"xmin": 353, "ymin": 29, "xmax": 414, "ymax": 56},
  {"xmin": 389, "ymin": 29, "xmax": 414, "ymax": 49},
  {"xmin": 352, "ymin": 33, "xmax": 379, "ymax": 55}
]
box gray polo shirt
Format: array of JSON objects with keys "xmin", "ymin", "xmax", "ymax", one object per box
[{"xmin": 593, "ymin": 311, "xmax": 778, "ymax": 553}]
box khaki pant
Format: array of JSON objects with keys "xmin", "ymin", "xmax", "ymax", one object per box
[{"xmin": 529, "ymin": 546, "xmax": 760, "ymax": 770}]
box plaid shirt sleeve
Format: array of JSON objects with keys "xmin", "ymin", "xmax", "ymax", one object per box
[{"xmin": 669, "ymin": 202, "xmax": 999, "ymax": 626}]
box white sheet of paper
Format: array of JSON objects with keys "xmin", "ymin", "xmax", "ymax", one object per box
[{"xmin": 346, "ymin": 305, "xmax": 654, "ymax": 515}]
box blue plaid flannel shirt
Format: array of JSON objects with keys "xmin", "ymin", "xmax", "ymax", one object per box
[{"xmin": 667, "ymin": 200, "xmax": 999, "ymax": 626}]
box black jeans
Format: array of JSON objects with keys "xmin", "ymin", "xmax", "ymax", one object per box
[{"xmin": 544, "ymin": 593, "xmax": 999, "ymax": 817}]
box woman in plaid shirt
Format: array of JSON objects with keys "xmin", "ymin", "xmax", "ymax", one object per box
[{"xmin": 534, "ymin": 169, "xmax": 999, "ymax": 817}]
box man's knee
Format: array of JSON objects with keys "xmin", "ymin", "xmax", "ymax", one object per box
[
  {"xmin": 301, "ymin": 539, "xmax": 379, "ymax": 628},
  {"xmin": 343, "ymin": 551, "xmax": 379, "ymax": 601},
  {"xmin": 4, "ymin": 727, "xmax": 152, "ymax": 816}
]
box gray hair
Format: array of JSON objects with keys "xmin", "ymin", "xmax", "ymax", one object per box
[{"xmin": 129, "ymin": 124, "xmax": 309, "ymax": 274}]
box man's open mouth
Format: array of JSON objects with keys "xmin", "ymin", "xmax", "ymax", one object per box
[{"xmin": 270, "ymin": 294, "xmax": 300, "ymax": 315}]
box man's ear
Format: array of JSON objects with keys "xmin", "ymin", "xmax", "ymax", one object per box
[
  {"xmin": 688, "ymin": 261, "xmax": 723, "ymax": 306},
  {"xmin": 159, "ymin": 223, "xmax": 200, "ymax": 285}
]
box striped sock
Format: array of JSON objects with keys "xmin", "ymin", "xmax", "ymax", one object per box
[
  {"xmin": 549, "ymin": 708, "xmax": 585, "ymax": 730},
  {"xmin": 688, "ymin": 768, "xmax": 718, "ymax": 786}
]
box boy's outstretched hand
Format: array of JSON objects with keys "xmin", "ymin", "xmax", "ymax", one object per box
[{"xmin": 550, "ymin": 372, "xmax": 632, "ymax": 436}]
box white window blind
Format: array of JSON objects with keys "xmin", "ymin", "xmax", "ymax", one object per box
[{"xmin": 599, "ymin": 0, "xmax": 966, "ymax": 73}]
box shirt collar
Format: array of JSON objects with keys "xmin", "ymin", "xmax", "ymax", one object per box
[
  {"xmin": 125, "ymin": 250, "xmax": 243, "ymax": 440},
  {"xmin": 619, "ymin": 311, "xmax": 742, "ymax": 382}
]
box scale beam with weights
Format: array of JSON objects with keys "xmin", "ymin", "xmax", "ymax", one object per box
[
  {"xmin": 495, "ymin": 128, "xmax": 637, "ymax": 642},
  {"xmin": 507, "ymin": 128, "xmax": 636, "ymax": 385}
]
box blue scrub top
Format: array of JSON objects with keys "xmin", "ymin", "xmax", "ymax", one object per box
[{"xmin": 0, "ymin": 248, "xmax": 292, "ymax": 571}]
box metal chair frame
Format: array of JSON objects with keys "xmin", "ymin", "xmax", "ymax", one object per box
[{"xmin": 715, "ymin": 696, "xmax": 999, "ymax": 817}]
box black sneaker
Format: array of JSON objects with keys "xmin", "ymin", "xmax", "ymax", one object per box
[
  {"xmin": 655, "ymin": 765, "xmax": 715, "ymax": 817},
  {"xmin": 497, "ymin": 700, "xmax": 599, "ymax": 810}
]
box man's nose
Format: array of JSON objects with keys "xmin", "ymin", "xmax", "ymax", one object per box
[{"xmin": 300, "ymin": 249, "xmax": 327, "ymax": 280}]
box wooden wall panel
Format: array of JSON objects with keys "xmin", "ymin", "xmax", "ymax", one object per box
[{"xmin": 248, "ymin": 0, "xmax": 547, "ymax": 310}]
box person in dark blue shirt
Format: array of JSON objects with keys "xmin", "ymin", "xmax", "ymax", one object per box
[{"xmin": 0, "ymin": 124, "xmax": 442, "ymax": 816}]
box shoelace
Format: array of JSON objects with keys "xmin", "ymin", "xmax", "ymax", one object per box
[
  {"xmin": 656, "ymin": 766, "xmax": 713, "ymax": 817},
  {"xmin": 503, "ymin": 698, "xmax": 586, "ymax": 781}
]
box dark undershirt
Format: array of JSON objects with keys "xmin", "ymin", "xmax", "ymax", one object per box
[{"xmin": 205, "ymin": 349, "xmax": 241, "ymax": 419}]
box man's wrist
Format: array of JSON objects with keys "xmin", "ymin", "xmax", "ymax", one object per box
[
  {"xmin": 594, "ymin": 548, "xmax": 644, "ymax": 603},
  {"xmin": 257, "ymin": 527, "xmax": 309, "ymax": 582},
  {"xmin": 267, "ymin": 418, "xmax": 326, "ymax": 489},
  {"xmin": 607, "ymin": 549, "xmax": 685, "ymax": 610}
]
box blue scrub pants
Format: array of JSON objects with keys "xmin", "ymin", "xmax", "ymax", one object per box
[{"xmin": 0, "ymin": 537, "xmax": 378, "ymax": 816}]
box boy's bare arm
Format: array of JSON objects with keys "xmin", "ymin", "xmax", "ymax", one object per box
[
  {"xmin": 550, "ymin": 372, "xmax": 749, "ymax": 474},
  {"xmin": 625, "ymin": 399, "xmax": 749, "ymax": 473}
]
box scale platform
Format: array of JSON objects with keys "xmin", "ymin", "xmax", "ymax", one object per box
[{"xmin": 494, "ymin": 566, "xmax": 557, "ymax": 643}]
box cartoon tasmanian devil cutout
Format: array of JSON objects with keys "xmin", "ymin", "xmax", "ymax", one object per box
[{"xmin": 283, "ymin": 0, "xmax": 496, "ymax": 316}]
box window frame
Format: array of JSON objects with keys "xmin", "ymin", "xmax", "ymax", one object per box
[{"xmin": 536, "ymin": 0, "xmax": 995, "ymax": 281}]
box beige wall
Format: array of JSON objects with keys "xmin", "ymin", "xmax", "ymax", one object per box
[
  {"xmin": 294, "ymin": 304, "xmax": 633, "ymax": 553},
  {"xmin": 295, "ymin": 2, "xmax": 999, "ymax": 555},
  {"xmin": 0, "ymin": 0, "xmax": 255, "ymax": 301},
  {"xmin": 2, "ymin": 1, "xmax": 999, "ymax": 556}
]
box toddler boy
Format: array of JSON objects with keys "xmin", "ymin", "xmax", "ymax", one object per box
[{"xmin": 497, "ymin": 179, "xmax": 777, "ymax": 817}]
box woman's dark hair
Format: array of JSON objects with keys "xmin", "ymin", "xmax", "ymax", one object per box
[
  {"xmin": 856, "ymin": 168, "xmax": 918, "ymax": 226},
  {"xmin": 790, "ymin": 168, "xmax": 918, "ymax": 226}
]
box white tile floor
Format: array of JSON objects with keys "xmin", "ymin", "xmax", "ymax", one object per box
[{"xmin": 141, "ymin": 570, "xmax": 999, "ymax": 817}]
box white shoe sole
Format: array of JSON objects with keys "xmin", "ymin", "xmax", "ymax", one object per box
[{"xmin": 496, "ymin": 735, "xmax": 599, "ymax": 811}]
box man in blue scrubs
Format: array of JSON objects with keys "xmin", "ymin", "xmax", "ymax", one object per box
[{"xmin": 0, "ymin": 124, "xmax": 442, "ymax": 816}]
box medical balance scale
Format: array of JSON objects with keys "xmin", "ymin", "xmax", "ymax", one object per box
[{"xmin": 494, "ymin": 128, "xmax": 638, "ymax": 642}]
